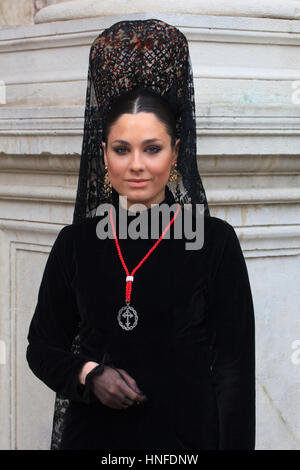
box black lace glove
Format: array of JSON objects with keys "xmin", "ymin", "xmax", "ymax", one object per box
[{"xmin": 79, "ymin": 352, "xmax": 115, "ymax": 405}]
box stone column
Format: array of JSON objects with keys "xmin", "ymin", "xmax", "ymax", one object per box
[
  {"xmin": 34, "ymin": 0, "xmax": 74, "ymax": 17},
  {"xmin": 0, "ymin": 0, "xmax": 75, "ymax": 27},
  {"xmin": 34, "ymin": 0, "xmax": 300, "ymax": 23},
  {"xmin": 0, "ymin": 0, "xmax": 33, "ymax": 27}
]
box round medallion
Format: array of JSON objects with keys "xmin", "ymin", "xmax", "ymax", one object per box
[{"xmin": 117, "ymin": 304, "xmax": 138, "ymax": 331}]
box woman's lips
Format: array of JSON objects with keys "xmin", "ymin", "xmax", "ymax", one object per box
[{"xmin": 126, "ymin": 180, "xmax": 149, "ymax": 187}]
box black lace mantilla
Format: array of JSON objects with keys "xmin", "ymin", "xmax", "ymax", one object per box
[{"xmin": 50, "ymin": 18, "xmax": 210, "ymax": 450}]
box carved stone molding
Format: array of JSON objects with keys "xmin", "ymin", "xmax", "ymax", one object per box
[
  {"xmin": 0, "ymin": 224, "xmax": 62, "ymax": 449},
  {"xmin": 34, "ymin": 0, "xmax": 300, "ymax": 24}
]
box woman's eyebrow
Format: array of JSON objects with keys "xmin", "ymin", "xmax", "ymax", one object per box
[{"xmin": 111, "ymin": 138, "xmax": 162, "ymax": 144}]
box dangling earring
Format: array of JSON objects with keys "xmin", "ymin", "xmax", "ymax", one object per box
[
  {"xmin": 103, "ymin": 164, "xmax": 112, "ymax": 199},
  {"xmin": 168, "ymin": 162, "xmax": 181, "ymax": 202}
]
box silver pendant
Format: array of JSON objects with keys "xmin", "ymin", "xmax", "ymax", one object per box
[{"xmin": 117, "ymin": 301, "xmax": 138, "ymax": 331}]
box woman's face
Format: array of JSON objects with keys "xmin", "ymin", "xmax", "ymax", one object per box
[{"xmin": 101, "ymin": 112, "xmax": 180, "ymax": 210}]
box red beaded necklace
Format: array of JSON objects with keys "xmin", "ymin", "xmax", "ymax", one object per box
[{"xmin": 110, "ymin": 201, "xmax": 181, "ymax": 331}]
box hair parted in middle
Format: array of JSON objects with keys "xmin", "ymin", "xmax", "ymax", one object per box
[{"xmin": 102, "ymin": 87, "xmax": 178, "ymax": 149}]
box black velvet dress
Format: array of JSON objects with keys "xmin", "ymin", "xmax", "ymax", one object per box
[{"xmin": 26, "ymin": 186, "xmax": 255, "ymax": 450}]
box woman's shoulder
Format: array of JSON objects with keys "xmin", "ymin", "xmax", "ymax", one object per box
[
  {"xmin": 181, "ymin": 207, "xmax": 240, "ymax": 258},
  {"xmin": 58, "ymin": 216, "xmax": 101, "ymax": 236},
  {"xmin": 202, "ymin": 214, "xmax": 246, "ymax": 269},
  {"xmin": 187, "ymin": 206, "xmax": 236, "ymax": 239},
  {"xmin": 201, "ymin": 214, "xmax": 240, "ymax": 253},
  {"xmin": 54, "ymin": 217, "xmax": 102, "ymax": 251},
  {"xmin": 187, "ymin": 204, "xmax": 234, "ymax": 234},
  {"xmin": 203, "ymin": 214, "xmax": 235, "ymax": 236}
]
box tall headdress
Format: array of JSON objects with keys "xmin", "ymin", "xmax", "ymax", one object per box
[
  {"xmin": 51, "ymin": 18, "xmax": 210, "ymax": 450},
  {"xmin": 72, "ymin": 18, "xmax": 210, "ymax": 224}
]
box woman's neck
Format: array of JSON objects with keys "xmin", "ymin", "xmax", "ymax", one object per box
[
  {"xmin": 118, "ymin": 188, "xmax": 167, "ymax": 213},
  {"xmin": 111, "ymin": 185, "xmax": 179, "ymax": 240}
]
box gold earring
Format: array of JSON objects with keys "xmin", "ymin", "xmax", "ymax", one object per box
[
  {"xmin": 168, "ymin": 162, "xmax": 179, "ymax": 183},
  {"xmin": 103, "ymin": 165, "xmax": 112, "ymax": 199},
  {"xmin": 168, "ymin": 162, "xmax": 181, "ymax": 202}
]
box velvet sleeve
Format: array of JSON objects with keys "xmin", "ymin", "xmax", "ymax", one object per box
[
  {"xmin": 26, "ymin": 225, "xmax": 100, "ymax": 404},
  {"xmin": 207, "ymin": 222, "xmax": 256, "ymax": 450}
]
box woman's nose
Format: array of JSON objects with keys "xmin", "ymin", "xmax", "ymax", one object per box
[{"xmin": 129, "ymin": 151, "xmax": 145, "ymax": 171}]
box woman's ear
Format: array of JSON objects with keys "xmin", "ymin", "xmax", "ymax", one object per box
[
  {"xmin": 101, "ymin": 141, "xmax": 107, "ymax": 166},
  {"xmin": 172, "ymin": 138, "xmax": 180, "ymax": 164}
]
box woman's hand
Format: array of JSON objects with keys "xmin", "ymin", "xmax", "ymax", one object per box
[{"xmin": 91, "ymin": 365, "xmax": 148, "ymax": 409}]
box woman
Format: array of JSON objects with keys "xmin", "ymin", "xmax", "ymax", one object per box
[{"xmin": 26, "ymin": 19, "xmax": 255, "ymax": 450}]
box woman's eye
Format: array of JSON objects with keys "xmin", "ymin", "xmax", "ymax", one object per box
[
  {"xmin": 113, "ymin": 146, "xmax": 161, "ymax": 154},
  {"xmin": 146, "ymin": 146, "xmax": 161, "ymax": 154},
  {"xmin": 113, "ymin": 147, "xmax": 128, "ymax": 154}
]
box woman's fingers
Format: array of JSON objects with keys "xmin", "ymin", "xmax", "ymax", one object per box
[
  {"xmin": 91, "ymin": 365, "xmax": 147, "ymax": 409},
  {"xmin": 118, "ymin": 379, "xmax": 147, "ymax": 406},
  {"xmin": 115, "ymin": 367, "xmax": 144, "ymax": 395},
  {"xmin": 120, "ymin": 395, "xmax": 135, "ymax": 407}
]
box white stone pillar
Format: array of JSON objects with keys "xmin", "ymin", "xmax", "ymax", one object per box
[
  {"xmin": 34, "ymin": 0, "xmax": 74, "ymax": 17},
  {"xmin": 34, "ymin": 0, "xmax": 300, "ymax": 24},
  {"xmin": 0, "ymin": 0, "xmax": 33, "ymax": 27}
]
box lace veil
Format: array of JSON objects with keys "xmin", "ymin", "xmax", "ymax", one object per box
[{"xmin": 50, "ymin": 18, "xmax": 210, "ymax": 450}]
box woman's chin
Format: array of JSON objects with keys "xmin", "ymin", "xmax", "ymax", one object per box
[
  {"xmin": 125, "ymin": 189, "xmax": 150, "ymax": 202},
  {"xmin": 117, "ymin": 185, "xmax": 165, "ymax": 207}
]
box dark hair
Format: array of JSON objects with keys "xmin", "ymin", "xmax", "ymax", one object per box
[{"xmin": 103, "ymin": 88, "xmax": 178, "ymax": 148}]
